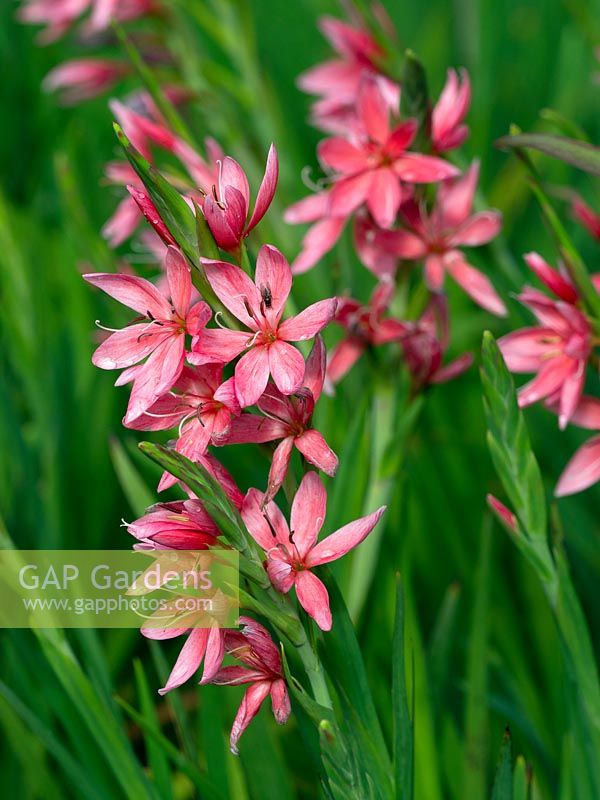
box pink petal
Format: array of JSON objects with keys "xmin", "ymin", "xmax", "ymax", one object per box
[
  {"xmin": 294, "ymin": 571, "xmax": 332, "ymax": 631},
  {"xmin": 255, "ymin": 244, "xmax": 292, "ymax": 325},
  {"xmin": 247, "ymin": 144, "xmax": 278, "ymax": 231},
  {"xmin": 128, "ymin": 185, "xmax": 176, "ymax": 246},
  {"xmin": 270, "ymin": 678, "xmax": 291, "ymax": 724},
  {"xmin": 327, "ymin": 338, "xmax": 364, "ymax": 383},
  {"xmin": 102, "ymin": 196, "xmax": 141, "ymax": 247},
  {"xmin": 562, "ymin": 396, "xmax": 600, "ymax": 430},
  {"xmin": 186, "ymin": 302, "xmax": 212, "ymax": 337},
  {"xmin": 267, "ymin": 553, "xmax": 295, "ymax": 593},
  {"xmin": 306, "ymin": 506, "xmax": 386, "ymax": 567},
  {"xmin": 498, "ymin": 327, "xmax": 558, "ymax": 372},
  {"xmin": 284, "ymin": 192, "xmax": 329, "ymax": 225},
  {"xmin": 92, "ymin": 325, "xmax": 171, "ymax": 370},
  {"xmin": 229, "ymin": 681, "xmax": 272, "ymax": 754},
  {"xmin": 165, "ymin": 247, "xmax": 192, "ymax": 317},
  {"xmin": 158, "ymin": 628, "xmax": 208, "ymax": 695},
  {"xmin": 449, "ymin": 211, "xmax": 502, "ymax": 247},
  {"xmin": 486, "ymin": 494, "xmax": 517, "ymax": 532},
  {"xmin": 241, "ymin": 488, "xmax": 290, "ymax": 551},
  {"xmin": 221, "ymin": 157, "xmax": 250, "ymax": 209},
  {"xmin": 303, "ymin": 336, "xmax": 326, "ymax": 400},
  {"xmin": 84, "ymin": 272, "xmax": 171, "ymax": 319},
  {"xmin": 292, "ymin": 217, "xmax": 346, "ymax": 275},
  {"xmin": 235, "ymin": 346, "xmax": 271, "ymax": 407},
  {"xmin": 524, "ymin": 252, "xmax": 578, "ymax": 303},
  {"xmin": 430, "ymin": 352, "xmax": 473, "ymax": 384},
  {"xmin": 203, "ymin": 195, "xmax": 241, "ymax": 251},
  {"xmin": 318, "ymin": 138, "xmax": 369, "ymax": 174},
  {"xmin": 367, "ymin": 167, "xmax": 401, "ymax": 229},
  {"xmin": 124, "ymin": 335, "xmax": 185, "ymax": 423},
  {"xmin": 392, "ymin": 153, "xmax": 459, "ymax": 183},
  {"xmin": 445, "ymin": 254, "xmax": 507, "ymax": 316},
  {"xmin": 202, "ymin": 260, "xmax": 261, "ymax": 328},
  {"xmin": 558, "ymin": 362, "xmax": 585, "ymax": 429},
  {"xmin": 436, "ymin": 161, "xmax": 479, "ymax": 228},
  {"xmin": 200, "ymin": 625, "xmax": 225, "ymax": 684},
  {"xmin": 297, "ymin": 58, "xmax": 360, "ymax": 95},
  {"xmin": 190, "ymin": 328, "xmax": 250, "ymax": 366},
  {"xmin": 517, "ymin": 355, "xmax": 574, "ymax": 408},
  {"xmin": 328, "ymin": 172, "xmax": 373, "ymax": 218},
  {"xmin": 384, "ymin": 120, "xmax": 418, "ymax": 158},
  {"xmin": 224, "ymin": 413, "xmax": 286, "ymax": 444},
  {"xmin": 295, "ymin": 430, "xmax": 338, "ymax": 477},
  {"xmin": 265, "ymin": 437, "xmax": 295, "ymax": 500},
  {"xmin": 425, "ymin": 254, "xmax": 446, "ymax": 290},
  {"xmin": 268, "ymin": 341, "xmax": 306, "ymax": 395},
  {"xmin": 555, "ymin": 436, "xmax": 600, "ymax": 497},
  {"xmin": 357, "ymin": 75, "xmax": 390, "ymax": 144},
  {"xmin": 278, "ymin": 299, "xmax": 338, "ymax": 341},
  {"xmin": 290, "ymin": 471, "xmax": 327, "ymax": 559}
]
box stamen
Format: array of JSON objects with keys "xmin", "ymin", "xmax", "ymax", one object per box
[{"xmin": 94, "ymin": 320, "xmax": 123, "ymax": 333}]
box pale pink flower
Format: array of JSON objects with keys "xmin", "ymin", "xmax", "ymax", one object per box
[
  {"xmin": 201, "ymin": 146, "xmax": 278, "ymax": 252},
  {"xmin": 208, "ymin": 617, "xmax": 290, "ymax": 754},
  {"xmin": 554, "ymin": 397, "xmax": 600, "ymax": 496},
  {"xmin": 84, "ymin": 247, "xmax": 211, "ymax": 423},
  {"xmin": 327, "ymin": 281, "xmax": 406, "ymax": 385},
  {"xmin": 191, "ymin": 245, "xmax": 337, "ymax": 407},
  {"xmin": 128, "ymin": 498, "xmax": 218, "ymax": 550},
  {"xmin": 42, "ymin": 59, "xmax": 127, "ymax": 104},
  {"xmin": 18, "ymin": 0, "xmax": 90, "ymax": 43},
  {"xmin": 317, "ymin": 76, "xmax": 458, "ymax": 229},
  {"xmin": 126, "ymin": 365, "xmax": 240, "ymax": 491},
  {"xmin": 242, "ymin": 472, "xmax": 386, "ymax": 630},
  {"xmin": 224, "ymin": 338, "xmax": 338, "ymax": 500},
  {"xmin": 431, "ymin": 68, "xmax": 471, "ymax": 153},
  {"xmin": 383, "ymin": 162, "xmax": 505, "ymax": 315},
  {"xmin": 400, "ymin": 296, "xmax": 473, "ymax": 388},
  {"xmin": 499, "ymin": 253, "xmax": 593, "ymax": 429}
]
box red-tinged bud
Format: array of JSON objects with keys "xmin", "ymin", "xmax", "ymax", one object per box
[
  {"xmin": 487, "ymin": 494, "xmax": 518, "ymax": 533},
  {"xmin": 127, "ymin": 185, "xmax": 177, "ymax": 246}
]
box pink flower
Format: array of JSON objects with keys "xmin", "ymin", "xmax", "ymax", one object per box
[
  {"xmin": 208, "ymin": 617, "xmax": 290, "ymax": 754},
  {"xmin": 554, "ymin": 397, "xmax": 600, "ymax": 497},
  {"xmin": 128, "ymin": 498, "xmax": 219, "ymax": 550},
  {"xmin": 298, "ymin": 16, "xmax": 399, "ymax": 135},
  {"xmin": 191, "ymin": 245, "xmax": 337, "ymax": 407},
  {"xmin": 224, "ymin": 338, "xmax": 338, "ymax": 500},
  {"xmin": 18, "ymin": 0, "xmax": 90, "ymax": 43},
  {"xmin": 283, "ymin": 190, "xmax": 346, "ymax": 275},
  {"xmin": 143, "ymin": 624, "xmax": 226, "ymax": 696},
  {"xmin": 242, "ymin": 472, "xmax": 386, "ymax": 630},
  {"xmin": 126, "ymin": 365, "xmax": 240, "ymax": 491},
  {"xmin": 572, "ymin": 196, "xmax": 600, "ymax": 241},
  {"xmin": 431, "ymin": 68, "xmax": 471, "ymax": 153},
  {"xmin": 201, "ymin": 146, "xmax": 278, "ymax": 252},
  {"xmin": 128, "ymin": 186, "xmax": 177, "ymax": 246},
  {"xmin": 84, "ymin": 247, "xmax": 211, "ymax": 423},
  {"xmin": 327, "ymin": 281, "xmax": 406, "ymax": 385},
  {"xmin": 384, "ymin": 162, "xmax": 506, "ymax": 315},
  {"xmin": 42, "ymin": 59, "xmax": 127, "ymax": 104},
  {"xmin": 498, "ymin": 253, "xmax": 593, "ymax": 429},
  {"xmin": 317, "ymin": 76, "xmax": 458, "ymax": 229},
  {"xmin": 400, "ymin": 296, "xmax": 473, "ymax": 388}
]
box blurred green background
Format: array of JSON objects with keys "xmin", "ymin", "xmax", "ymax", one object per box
[{"xmin": 1, "ymin": 0, "xmax": 599, "ymax": 797}]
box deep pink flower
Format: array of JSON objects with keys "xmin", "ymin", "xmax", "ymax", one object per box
[
  {"xmin": 242, "ymin": 472, "xmax": 386, "ymax": 630},
  {"xmin": 128, "ymin": 498, "xmax": 219, "ymax": 550},
  {"xmin": 498, "ymin": 253, "xmax": 593, "ymax": 429},
  {"xmin": 382, "ymin": 162, "xmax": 505, "ymax": 315},
  {"xmin": 327, "ymin": 281, "xmax": 407, "ymax": 385},
  {"xmin": 208, "ymin": 617, "xmax": 290, "ymax": 754},
  {"xmin": 224, "ymin": 337, "xmax": 338, "ymax": 499},
  {"xmin": 317, "ymin": 76, "xmax": 458, "ymax": 229},
  {"xmin": 84, "ymin": 247, "xmax": 211, "ymax": 423},
  {"xmin": 191, "ymin": 245, "xmax": 337, "ymax": 407},
  {"xmin": 128, "ymin": 186, "xmax": 177, "ymax": 246},
  {"xmin": 42, "ymin": 59, "xmax": 127, "ymax": 104},
  {"xmin": 400, "ymin": 295, "xmax": 473, "ymax": 388},
  {"xmin": 554, "ymin": 397, "xmax": 600, "ymax": 496},
  {"xmin": 431, "ymin": 68, "xmax": 471, "ymax": 153},
  {"xmin": 283, "ymin": 190, "xmax": 346, "ymax": 275},
  {"xmin": 201, "ymin": 146, "xmax": 278, "ymax": 252},
  {"xmin": 126, "ymin": 365, "xmax": 240, "ymax": 491}
]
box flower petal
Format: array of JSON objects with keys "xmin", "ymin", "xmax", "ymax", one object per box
[
  {"xmin": 367, "ymin": 167, "xmax": 401, "ymax": 229},
  {"xmin": 202, "ymin": 260, "xmax": 261, "ymax": 328},
  {"xmin": 241, "ymin": 488, "xmax": 290, "ymax": 551},
  {"xmin": 84, "ymin": 272, "xmax": 171, "ymax": 319},
  {"xmin": 292, "ymin": 217, "xmax": 346, "ymax": 275},
  {"xmin": 449, "ymin": 211, "xmax": 502, "ymax": 247},
  {"xmin": 392, "ymin": 153, "xmax": 459, "ymax": 183},
  {"xmin": 278, "ymin": 299, "xmax": 337, "ymax": 341},
  {"xmin": 555, "ymin": 435, "xmax": 600, "ymax": 497},
  {"xmin": 247, "ymin": 143, "xmax": 279, "ymax": 231},
  {"xmin": 255, "ymin": 244, "xmax": 292, "ymax": 325},
  {"xmin": 295, "ymin": 430, "xmax": 338, "ymax": 477},
  {"xmin": 306, "ymin": 506, "xmax": 386, "ymax": 567},
  {"xmin": 290, "ymin": 471, "xmax": 327, "ymax": 559},
  {"xmin": 165, "ymin": 247, "xmax": 192, "ymax": 317},
  {"xmin": 158, "ymin": 628, "xmax": 208, "ymax": 695},
  {"xmin": 445, "ymin": 254, "xmax": 506, "ymax": 316},
  {"xmin": 328, "ymin": 172, "xmax": 373, "ymax": 218},
  {"xmin": 318, "ymin": 137, "xmax": 369, "ymax": 174},
  {"xmin": 190, "ymin": 328, "xmax": 250, "ymax": 366},
  {"xmin": 265, "ymin": 437, "xmax": 295, "ymax": 501},
  {"xmin": 125, "ymin": 335, "xmax": 185, "ymax": 423},
  {"xmin": 229, "ymin": 681, "xmax": 272, "ymax": 754},
  {"xmin": 269, "ymin": 341, "xmax": 305, "ymax": 395},
  {"xmin": 295, "ymin": 571, "xmax": 332, "ymax": 631},
  {"xmin": 235, "ymin": 346, "xmax": 271, "ymax": 407}
]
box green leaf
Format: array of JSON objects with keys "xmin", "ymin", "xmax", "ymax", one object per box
[
  {"xmin": 109, "ymin": 437, "xmax": 154, "ymax": 517},
  {"xmin": 401, "ymin": 50, "xmax": 430, "ymax": 149},
  {"xmin": 512, "ymin": 755, "xmax": 529, "ymax": 800},
  {"xmin": 114, "ymin": 124, "xmax": 198, "ymax": 264},
  {"xmin": 392, "ymin": 575, "xmax": 413, "ymax": 800},
  {"xmin": 495, "ymin": 132, "xmax": 600, "ymax": 176},
  {"xmin": 490, "ymin": 728, "xmax": 513, "ymax": 800},
  {"xmin": 133, "ymin": 660, "xmax": 173, "ymax": 800}
]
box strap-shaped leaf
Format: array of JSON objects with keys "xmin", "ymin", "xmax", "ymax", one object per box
[{"xmin": 496, "ymin": 132, "xmax": 600, "ymax": 176}]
